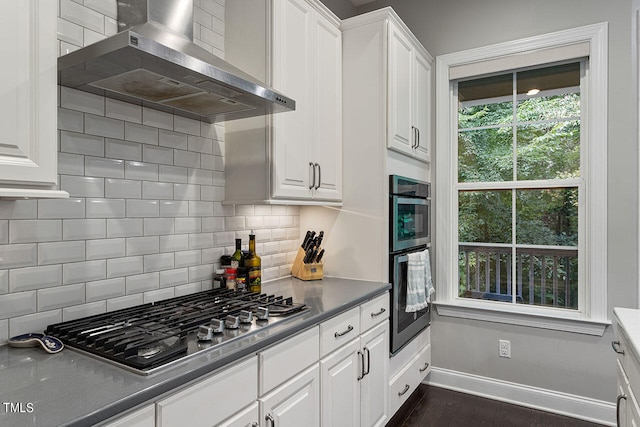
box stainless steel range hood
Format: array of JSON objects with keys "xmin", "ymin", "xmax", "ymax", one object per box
[{"xmin": 58, "ymin": 0, "xmax": 294, "ymax": 123}]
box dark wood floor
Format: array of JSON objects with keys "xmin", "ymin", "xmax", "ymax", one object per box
[{"xmin": 386, "ymin": 385, "xmax": 606, "ymax": 427}]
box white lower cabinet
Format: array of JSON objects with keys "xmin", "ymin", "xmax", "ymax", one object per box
[
  {"xmin": 613, "ymin": 313, "xmax": 640, "ymax": 427},
  {"xmin": 359, "ymin": 321, "xmax": 389, "ymax": 427},
  {"xmin": 260, "ymin": 364, "xmax": 320, "ymax": 427},
  {"xmin": 100, "ymin": 404, "xmax": 155, "ymax": 427},
  {"xmin": 216, "ymin": 402, "xmax": 259, "ymax": 427},
  {"xmin": 321, "ymin": 338, "xmax": 361, "ymax": 426},
  {"xmin": 156, "ymin": 357, "xmax": 258, "ymax": 427}
]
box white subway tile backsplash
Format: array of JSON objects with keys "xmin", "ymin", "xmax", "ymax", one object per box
[
  {"xmin": 187, "ymin": 136, "xmax": 213, "ymax": 154},
  {"xmin": 106, "ymin": 98, "xmax": 142, "ymax": 123},
  {"xmin": 85, "ymin": 114, "xmax": 124, "ymax": 139},
  {"xmin": 61, "ymin": 176, "xmax": 104, "ymax": 198},
  {"xmin": 126, "ymin": 236, "xmax": 159, "ymax": 256},
  {"xmin": 105, "ymin": 179, "xmax": 142, "ymax": 199},
  {"xmin": 201, "ymin": 0, "xmax": 225, "ymax": 20},
  {"xmin": 106, "ymin": 294, "xmax": 143, "ymax": 312},
  {"xmin": 58, "ymin": 107, "xmax": 84, "ymax": 132},
  {"xmin": 202, "ymin": 247, "xmax": 224, "ymax": 264},
  {"xmin": 159, "ymin": 165, "xmax": 188, "ymax": 183},
  {"xmin": 9, "ymin": 220, "xmax": 62, "ymax": 244},
  {"xmin": 125, "ymin": 161, "xmax": 158, "ymax": 182},
  {"xmin": 174, "ymin": 282, "xmax": 202, "ymax": 296},
  {"xmin": 0, "ymin": 320, "xmax": 6, "ymax": 345},
  {"xmin": 0, "ymin": 221, "xmax": 6, "ymax": 244},
  {"xmin": 0, "ymin": 244, "xmax": 37, "ymax": 269},
  {"xmin": 39, "ymin": 198, "xmax": 86, "ymax": 219},
  {"xmin": 189, "ymin": 264, "xmax": 214, "ymax": 282},
  {"xmin": 174, "ymin": 116, "xmax": 201, "ymax": 136},
  {"xmin": 160, "ymin": 201, "xmax": 189, "ymax": 217},
  {"xmin": 107, "ymin": 219, "xmax": 143, "ymax": 238},
  {"xmin": 143, "ymin": 145, "xmax": 173, "ymax": 165},
  {"xmin": 86, "ymin": 198, "xmax": 126, "ymax": 219},
  {"xmin": 188, "ymin": 169, "xmax": 213, "ymax": 186},
  {"xmin": 0, "ymin": 288, "xmax": 34, "ymax": 323},
  {"xmin": 60, "ymin": 131, "xmax": 105, "ymax": 156},
  {"xmin": 263, "ymin": 216, "xmax": 280, "ymax": 228},
  {"xmin": 189, "ymin": 201, "xmax": 214, "ymax": 217},
  {"xmin": 189, "ymin": 233, "xmax": 213, "ymax": 250},
  {"xmin": 0, "ymin": 271, "xmax": 7, "ymax": 294},
  {"xmin": 63, "ymin": 260, "xmax": 106, "ymax": 285},
  {"xmin": 86, "ymin": 278, "xmax": 125, "ymax": 302},
  {"xmin": 62, "ymin": 301, "xmax": 106, "ymax": 322},
  {"xmin": 160, "ymin": 234, "xmax": 189, "ymax": 253},
  {"xmin": 38, "ymin": 241, "xmax": 85, "ymax": 265},
  {"xmin": 57, "ymin": 17, "xmax": 84, "ymax": 46},
  {"xmin": 175, "ymin": 250, "xmax": 201, "ymax": 268},
  {"xmin": 105, "ymin": 16, "xmax": 117, "ymax": 36},
  {"xmin": 126, "ymin": 200, "xmax": 159, "ymax": 218},
  {"xmin": 9, "ymin": 265, "xmax": 62, "ymax": 292},
  {"xmin": 143, "ymin": 182, "xmax": 173, "ymax": 200},
  {"xmin": 126, "ymin": 272, "xmax": 159, "ymax": 294},
  {"xmin": 60, "ymin": 41, "xmax": 81, "ymax": 56},
  {"xmin": 60, "ymin": 87, "xmax": 104, "ymax": 115},
  {"xmin": 125, "ymin": 122, "xmax": 159, "ymax": 145},
  {"xmin": 85, "ymin": 157, "xmax": 124, "ymax": 178},
  {"xmin": 159, "ymin": 130, "xmax": 188, "ymax": 150},
  {"xmin": 107, "ymin": 256, "xmax": 143, "ymax": 278},
  {"xmin": 200, "ymin": 26, "xmax": 224, "ymax": 52},
  {"xmin": 0, "ymin": 200, "xmax": 37, "ymax": 220},
  {"xmin": 58, "ymin": 152, "xmax": 85, "ymax": 176},
  {"xmin": 194, "ymin": 7, "xmax": 213, "ymax": 28},
  {"xmin": 175, "ymin": 218, "xmax": 201, "ymax": 234},
  {"xmin": 38, "ymin": 283, "xmax": 85, "ymax": 312},
  {"xmin": 63, "ymin": 219, "xmax": 106, "ymax": 241},
  {"xmin": 144, "ymin": 218, "xmax": 174, "ymax": 236},
  {"xmin": 174, "ymin": 184, "xmax": 200, "ymax": 201},
  {"xmin": 246, "ymin": 216, "xmax": 264, "ymax": 229},
  {"xmin": 263, "ymin": 241, "xmax": 280, "ymax": 255},
  {"xmin": 83, "ymin": 0, "xmax": 117, "ymax": 20},
  {"xmin": 202, "ymin": 216, "xmax": 224, "ymax": 232},
  {"xmin": 144, "ymin": 288, "xmax": 175, "ymax": 304},
  {"xmin": 9, "ymin": 310, "xmax": 62, "ymax": 338},
  {"xmin": 144, "ymin": 253, "xmax": 175, "ymax": 273},
  {"xmin": 213, "ymin": 231, "xmax": 235, "ymax": 247},
  {"xmin": 160, "ymin": 268, "xmax": 189, "ymax": 288},
  {"xmin": 142, "ymin": 108, "xmax": 173, "ymax": 130},
  {"xmin": 225, "ymin": 216, "xmax": 245, "ymax": 231},
  {"xmin": 60, "ymin": 0, "xmax": 104, "ymax": 33},
  {"xmin": 174, "ymin": 150, "xmax": 201, "ymax": 169},
  {"xmin": 86, "ymin": 238, "xmax": 126, "ymax": 260},
  {"xmin": 106, "ymin": 140, "xmax": 143, "ymax": 162},
  {"xmin": 83, "ymin": 28, "xmax": 107, "ymax": 46}
]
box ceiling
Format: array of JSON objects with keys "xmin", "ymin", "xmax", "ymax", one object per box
[{"xmin": 349, "ymin": 0, "xmax": 377, "ymax": 5}]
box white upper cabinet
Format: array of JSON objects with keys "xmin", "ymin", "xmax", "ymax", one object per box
[
  {"xmin": 0, "ymin": 1, "xmax": 67, "ymax": 199},
  {"xmin": 387, "ymin": 19, "xmax": 432, "ymax": 162},
  {"xmin": 225, "ymin": 0, "xmax": 342, "ymax": 205}
]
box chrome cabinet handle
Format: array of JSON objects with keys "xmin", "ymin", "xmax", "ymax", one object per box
[
  {"xmin": 419, "ymin": 362, "xmax": 430, "ymax": 373},
  {"xmin": 314, "ymin": 163, "xmax": 321, "ymax": 190},
  {"xmin": 357, "ymin": 350, "xmax": 365, "ymax": 380},
  {"xmin": 398, "ymin": 384, "xmax": 410, "ymax": 396},
  {"xmin": 612, "ymin": 340, "xmax": 625, "ymax": 355},
  {"xmin": 370, "ymin": 307, "xmax": 386, "ymax": 318},
  {"xmin": 363, "ymin": 347, "xmax": 370, "ymax": 376},
  {"xmin": 266, "ymin": 413, "xmax": 275, "ymax": 427},
  {"xmin": 251, "ymin": 423, "xmax": 259, "ymax": 427},
  {"xmin": 309, "ymin": 162, "xmax": 315, "ymax": 190},
  {"xmin": 411, "ymin": 126, "xmax": 416, "ymax": 148},
  {"xmin": 416, "ymin": 127, "xmax": 420, "ymax": 149},
  {"xmin": 334, "ymin": 324, "xmax": 354, "ymax": 338},
  {"xmin": 617, "ymin": 394, "xmax": 627, "ymax": 427}
]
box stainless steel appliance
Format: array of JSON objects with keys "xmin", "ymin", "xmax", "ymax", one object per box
[
  {"xmin": 45, "ymin": 288, "xmax": 307, "ymax": 375},
  {"xmin": 58, "ymin": 0, "xmax": 295, "ymax": 123},
  {"xmin": 389, "ymin": 175, "xmax": 431, "ymax": 354}
]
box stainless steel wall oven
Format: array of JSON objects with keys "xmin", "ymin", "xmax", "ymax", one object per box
[{"xmin": 389, "ymin": 175, "xmax": 431, "ymax": 354}]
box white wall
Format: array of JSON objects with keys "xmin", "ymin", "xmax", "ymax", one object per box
[
  {"xmin": 0, "ymin": 0, "xmax": 300, "ymax": 345},
  {"xmin": 335, "ymin": 0, "xmax": 638, "ymax": 404}
]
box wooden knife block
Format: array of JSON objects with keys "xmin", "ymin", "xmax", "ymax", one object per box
[{"xmin": 291, "ymin": 248, "xmax": 324, "ymax": 281}]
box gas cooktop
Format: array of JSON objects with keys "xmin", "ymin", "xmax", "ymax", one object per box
[{"xmin": 45, "ymin": 288, "xmax": 308, "ymax": 375}]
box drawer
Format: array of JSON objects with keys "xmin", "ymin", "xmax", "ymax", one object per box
[
  {"xmin": 156, "ymin": 356, "xmax": 257, "ymax": 427},
  {"xmin": 360, "ymin": 293, "xmax": 390, "ymax": 332},
  {"xmin": 388, "ymin": 343, "xmax": 431, "ymax": 417},
  {"xmin": 259, "ymin": 326, "xmax": 319, "ymax": 395},
  {"xmin": 320, "ymin": 307, "xmax": 360, "ymax": 357}
]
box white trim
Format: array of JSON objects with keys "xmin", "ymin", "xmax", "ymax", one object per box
[
  {"xmin": 426, "ymin": 367, "xmax": 615, "ymax": 426},
  {"xmin": 435, "ymin": 22, "xmax": 608, "ymax": 327}
]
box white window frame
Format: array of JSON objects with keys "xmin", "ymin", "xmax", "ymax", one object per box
[{"xmin": 434, "ymin": 23, "xmax": 609, "ymax": 335}]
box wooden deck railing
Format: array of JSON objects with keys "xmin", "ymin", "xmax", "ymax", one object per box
[{"xmin": 458, "ymin": 244, "xmax": 579, "ymax": 309}]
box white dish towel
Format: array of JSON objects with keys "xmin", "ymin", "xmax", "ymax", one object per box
[{"xmin": 405, "ymin": 249, "xmax": 434, "ymax": 313}]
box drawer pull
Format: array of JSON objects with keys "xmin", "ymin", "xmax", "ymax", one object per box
[
  {"xmin": 334, "ymin": 325, "xmax": 354, "ymax": 338},
  {"xmin": 419, "ymin": 362, "xmax": 430, "ymax": 373},
  {"xmin": 357, "ymin": 350, "xmax": 365, "ymax": 380},
  {"xmin": 371, "ymin": 308, "xmax": 386, "ymax": 318},
  {"xmin": 252, "ymin": 423, "xmax": 259, "ymax": 427},
  {"xmin": 612, "ymin": 340, "xmax": 625, "ymax": 355},
  {"xmin": 398, "ymin": 384, "xmax": 410, "ymax": 396},
  {"xmin": 617, "ymin": 394, "xmax": 627, "ymax": 427},
  {"xmin": 266, "ymin": 413, "xmax": 275, "ymax": 427}
]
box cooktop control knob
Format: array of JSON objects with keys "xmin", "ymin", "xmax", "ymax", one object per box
[
  {"xmin": 239, "ymin": 310, "xmax": 253, "ymax": 324},
  {"xmin": 225, "ymin": 315, "xmax": 240, "ymax": 329},
  {"xmin": 197, "ymin": 325, "xmax": 214, "ymax": 341},
  {"xmin": 210, "ymin": 318, "xmax": 224, "ymax": 334},
  {"xmin": 256, "ymin": 307, "xmax": 269, "ymax": 321}
]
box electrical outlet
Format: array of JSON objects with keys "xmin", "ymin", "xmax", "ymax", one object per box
[{"xmin": 499, "ymin": 339, "xmax": 511, "ymax": 358}]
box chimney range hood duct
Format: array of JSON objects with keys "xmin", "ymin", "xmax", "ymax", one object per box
[{"xmin": 58, "ymin": 0, "xmax": 295, "ymax": 123}]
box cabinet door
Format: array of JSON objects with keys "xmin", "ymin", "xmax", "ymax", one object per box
[
  {"xmin": 387, "ymin": 23, "xmax": 414, "ymax": 156},
  {"xmin": 0, "ymin": 1, "xmax": 58, "ymax": 187},
  {"xmin": 260, "ymin": 364, "xmax": 320, "ymax": 427},
  {"xmin": 271, "ymin": 0, "xmax": 313, "ymax": 200},
  {"xmin": 320, "ymin": 338, "xmax": 360, "ymax": 427},
  {"xmin": 101, "ymin": 404, "xmax": 154, "ymax": 427},
  {"xmin": 413, "ymin": 50, "xmax": 431, "ymax": 162},
  {"xmin": 360, "ymin": 321, "xmax": 389, "ymax": 427},
  {"xmin": 216, "ymin": 402, "xmax": 259, "ymax": 427}
]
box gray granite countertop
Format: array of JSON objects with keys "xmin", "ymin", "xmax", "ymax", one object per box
[{"xmin": 0, "ymin": 276, "xmax": 390, "ymax": 427}]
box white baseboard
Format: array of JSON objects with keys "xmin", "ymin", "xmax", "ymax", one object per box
[{"xmin": 425, "ymin": 367, "xmax": 616, "ymax": 426}]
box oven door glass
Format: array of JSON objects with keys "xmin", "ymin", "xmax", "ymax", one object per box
[
  {"xmin": 391, "ymin": 250, "xmax": 430, "ymax": 354},
  {"xmin": 392, "ymin": 196, "xmax": 430, "ymax": 252}
]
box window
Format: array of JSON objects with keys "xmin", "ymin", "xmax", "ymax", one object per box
[{"xmin": 435, "ymin": 23, "xmax": 609, "ymax": 335}]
